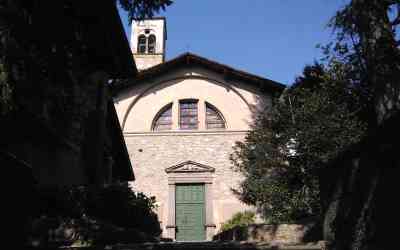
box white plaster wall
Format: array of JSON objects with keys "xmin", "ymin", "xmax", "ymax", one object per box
[
  {"xmin": 134, "ymin": 54, "xmax": 163, "ymax": 71},
  {"xmin": 114, "ymin": 67, "xmax": 271, "ymax": 132}
]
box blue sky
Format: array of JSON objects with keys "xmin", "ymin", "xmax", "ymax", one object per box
[{"xmin": 118, "ymin": 0, "xmax": 350, "ymax": 85}]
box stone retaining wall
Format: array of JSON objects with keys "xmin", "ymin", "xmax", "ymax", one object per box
[{"xmin": 213, "ymin": 222, "xmax": 320, "ymax": 245}]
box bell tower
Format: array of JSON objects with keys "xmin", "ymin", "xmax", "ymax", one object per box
[{"xmin": 131, "ymin": 17, "xmax": 167, "ymax": 71}]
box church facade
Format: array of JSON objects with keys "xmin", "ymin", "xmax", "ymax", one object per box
[{"xmin": 113, "ymin": 18, "xmax": 284, "ymax": 241}]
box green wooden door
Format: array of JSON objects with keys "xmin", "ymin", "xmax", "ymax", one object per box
[{"xmin": 175, "ymin": 184, "xmax": 205, "ymax": 241}]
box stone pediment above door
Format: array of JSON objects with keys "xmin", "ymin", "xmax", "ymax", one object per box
[{"xmin": 165, "ymin": 161, "xmax": 215, "ymax": 173}]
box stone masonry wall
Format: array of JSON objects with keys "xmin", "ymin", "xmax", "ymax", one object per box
[{"xmin": 125, "ymin": 131, "xmax": 253, "ymax": 236}]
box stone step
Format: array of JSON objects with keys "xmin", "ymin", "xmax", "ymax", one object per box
[{"xmin": 104, "ymin": 241, "xmax": 324, "ymax": 250}]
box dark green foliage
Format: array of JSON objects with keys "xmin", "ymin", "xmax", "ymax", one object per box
[
  {"xmin": 118, "ymin": 0, "xmax": 173, "ymax": 22},
  {"xmin": 220, "ymin": 211, "xmax": 255, "ymax": 232},
  {"xmin": 85, "ymin": 183, "xmax": 161, "ymax": 236},
  {"xmin": 320, "ymin": 1, "xmax": 400, "ymax": 249},
  {"xmin": 34, "ymin": 183, "xmax": 161, "ymax": 243},
  {"xmin": 231, "ymin": 63, "xmax": 366, "ymax": 224},
  {"xmin": 328, "ymin": 0, "xmax": 400, "ymax": 124}
]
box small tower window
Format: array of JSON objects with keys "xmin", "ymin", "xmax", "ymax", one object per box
[
  {"xmin": 148, "ymin": 35, "xmax": 156, "ymax": 54},
  {"xmin": 138, "ymin": 35, "xmax": 147, "ymax": 54},
  {"xmin": 179, "ymin": 100, "xmax": 198, "ymax": 130},
  {"xmin": 206, "ymin": 103, "xmax": 226, "ymax": 129},
  {"xmin": 152, "ymin": 103, "xmax": 173, "ymax": 131}
]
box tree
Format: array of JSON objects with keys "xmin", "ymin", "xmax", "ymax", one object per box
[
  {"xmin": 320, "ymin": 2, "xmax": 400, "ymax": 249},
  {"xmin": 329, "ymin": 0, "xmax": 400, "ymax": 124},
  {"xmin": 230, "ymin": 63, "xmax": 366, "ymax": 223},
  {"xmin": 0, "ymin": 62, "xmax": 12, "ymax": 114},
  {"xmin": 118, "ymin": 0, "xmax": 173, "ymax": 21},
  {"xmin": 0, "ymin": 0, "xmax": 173, "ymax": 116}
]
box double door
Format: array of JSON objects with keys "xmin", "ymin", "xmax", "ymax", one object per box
[{"xmin": 175, "ymin": 184, "xmax": 205, "ymax": 241}]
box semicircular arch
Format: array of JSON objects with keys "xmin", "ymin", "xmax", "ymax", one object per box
[{"xmin": 121, "ymin": 75, "xmax": 253, "ymax": 131}]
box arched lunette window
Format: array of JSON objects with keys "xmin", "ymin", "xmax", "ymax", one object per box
[
  {"xmin": 151, "ymin": 101, "xmax": 226, "ymax": 131},
  {"xmin": 148, "ymin": 35, "xmax": 156, "ymax": 54},
  {"xmin": 152, "ymin": 103, "xmax": 173, "ymax": 131},
  {"xmin": 138, "ymin": 35, "xmax": 147, "ymax": 54},
  {"xmin": 206, "ymin": 102, "xmax": 226, "ymax": 129}
]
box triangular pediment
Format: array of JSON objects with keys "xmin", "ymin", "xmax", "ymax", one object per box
[{"xmin": 165, "ymin": 161, "xmax": 215, "ymax": 173}]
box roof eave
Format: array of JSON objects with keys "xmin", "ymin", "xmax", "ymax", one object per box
[{"xmin": 113, "ymin": 52, "xmax": 285, "ymax": 95}]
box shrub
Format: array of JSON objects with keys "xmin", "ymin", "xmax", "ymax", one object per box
[
  {"xmin": 30, "ymin": 182, "xmax": 161, "ymax": 246},
  {"xmin": 220, "ymin": 211, "xmax": 255, "ymax": 232},
  {"xmin": 85, "ymin": 183, "xmax": 161, "ymax": 236}
]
